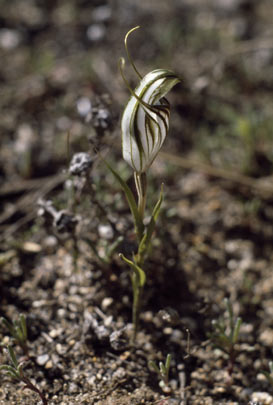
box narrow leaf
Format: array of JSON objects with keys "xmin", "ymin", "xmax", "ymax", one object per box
[
  {"xmin": 225, "ymin": 298, "xmax": 234, "ymax": 338},
  {"xmin": 19, "ymin": 314, "xmax": 27, "ymax": 341},
  {"xmin": 18, "ymin": 363, "xmax": 25, "ymax": 378},
  {"xmin": 165, "ymin": 353, "xmax": 171, "ymax": 371},
  {"xmin": 0, "ymin": 365, "xmax": 20, "ymax": 380},
  {"xmin": 159, "ymin": 361, "xmax": 166, "ymax": 375},
  {"xmin": 7, "ymin": 371, "xmax": 21, "ymax": 381},
  {"xmin": 149, "ymin": 360, "xmax": 160, "ymax": 374},
  {"xmin": 15, "ymin": 326, "xmax": 23, "ymax": 342},
  {"xmin": 7, "ymin": 345, "xmax": 18, "ymax": 368},
  {"xmin": 138, "ymin": 232, "xmax": 147, "ymax": 259},
  {"xmin": 103, "ymin": 159, "xmax": 144, "ymax": 240},
  {"xmin": 0, "ymin": 365, "xmax": 15, "ymax": 372},
  {"xmin": 105, "ymin": 235, "xmax": 124, "ymax": 262},
  {"xmin": 232, "ymin": 317, "xmax": 242, "ymax": 344},
  {"xmin": 212, "ymin": 319, "xmax": 225, "ymax": 334},
  {"xmin": 145, "ymin": 184, "xmax": 164, "ymax": 248},
  {"xmin": 1, "ymin": 317, "xmax": 14, "ymax": 335},
  {"xmin": 119, "ymin": 253, "xmax": 146, "ymax": 287}
]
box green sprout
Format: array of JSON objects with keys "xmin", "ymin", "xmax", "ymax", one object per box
[
  {"xmin": 209, "ymin": 298, "xmax": 242, "ymax": 376},
  {"xmin": 0, "ymin": 345, "xmax": 48, "ymax": 405},
  {"xmin": 105, "ymin": 26, "xmax": 181, "ymax": 343},
  {"xmin": 261, "ymin": 361, "xmax": 273, "ymax": 386},
  {"xmin": 1, "ymin": 314, "xmax": 28, "ymax": 356},
  {"xmin": 149, "ymin": 353, "xmax": 172, "ymax": 391}
]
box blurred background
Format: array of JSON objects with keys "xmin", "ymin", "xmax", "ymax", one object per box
[
  {"xmin": 0, "ymin": 5, "xmax": 273, "ymax": 402},
  {"xmin": 0, "ymin": 0, "xmax": 272, "ymax": 190}
]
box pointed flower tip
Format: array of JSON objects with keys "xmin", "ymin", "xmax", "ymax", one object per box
[{"xmin": 121, "ymin": 68, "xmax": 181, "ymax": 173}]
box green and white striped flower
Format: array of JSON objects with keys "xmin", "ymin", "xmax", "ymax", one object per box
[{"xmin": 121, "ymin": 69, "xmax": 180, "ymax": 173}]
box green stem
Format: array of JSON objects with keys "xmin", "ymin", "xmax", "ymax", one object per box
[
  {"xmin": 131, "ymin": 172, "xmax": 148, "ymax": 343},
  {"xmin": 134, "ymin": 172, "xmax": 147, "ymax": 228},
  {"xmin": 22, "ymin": 378, "xmax": 48, "ymax": 405},
  {"xmin": 120, "ymin": 254, "xmax": 146, "ymax": 345},
  {"xmin": 131, "ymin": 272, "xmax": 144, "ymax": 344},
  {"xmin": 135, "ymin": 237, "xmax": 145, "ymax": 269}
]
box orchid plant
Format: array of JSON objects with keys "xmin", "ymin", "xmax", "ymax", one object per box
[
  {"xmin": 107, "ymin": 26, "xmax": 180, "ymax": 343},
  {"xmin": 209, "ymin": 298, "xmax": 242, "ymax": 376},
  {"xmin": 261, "ymin": 361, "xmax": 273, "ymax": 386},
  {"xmin": 1, "ymin": 314, "xmax": 28, "ymax": 357},
  {"xmin": 149, "ymin": 353, "xmax": 172, "ymax": 391},
  {"xmin": 0, "ymin": 345, "xmax": 48, "ymax": 405}
]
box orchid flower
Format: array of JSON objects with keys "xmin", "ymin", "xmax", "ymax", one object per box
[{"xmin": 120, "ymin": 27, "xmax": 181, "ymax": 174}]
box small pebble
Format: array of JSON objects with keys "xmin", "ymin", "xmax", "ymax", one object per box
[
  {"xmin": 102, "ymin": 297, "xmax": 113, "ymax": 310},
  {"xmin": 251, "ymin": 392, "xmax": 273, "ymax": 405},
  {"xmin": 92, "ymin": 5, "xmax": 111, "ymax": 22},
  {"xmin": 163, "ymin": 327, "xmax": 173, "ymax": 335},
  {"xmin": 98, "ymin": 224, "xmax": 114, "ymax": 240},
  {"xmin": 49, "ymin": 328, "xmax": 63, "ymax": 338},
  {"xmin": 22, "ymin": 241, "xmax": 42, "ymax": 253},
  {"xmin": 68, "ymin": 382, "xmax": 78, "ymax": 394},
  {"xmin": 56, "ymin": 343, "xmax": 66, "ymax": 355},
  {"xmin": 43, "ymin": 235, "xmax": 58, "ymax": 253},
  {"xmin": 0, "ymin": 28, "xmax": 21, "ymax": 49},
  {"xmin": 104, "ymin": 315, "xmax": 113, "ymax": 327},
  {"xmin": 37, "ymin": 354, "xmax": 49, "ymax": 366},
  {"xmin": 45, "ymin": 360, "xmax": 53, "ymax": 369},
  {"xmin": 86, "ymin": 24, "xmax": 106, "ymax": 42},
  {"xmin": 76, "ymin": 97, "xmax": 92, "ymax": 117}
]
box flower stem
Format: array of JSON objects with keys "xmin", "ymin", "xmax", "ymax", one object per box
[
  {"xmin": 134, "ymin": 172, "xmax": 147, "ymax": 226},
  {"xmin": 130, "ymin": 172, "xmax": 148, "ymax": 344},
  {"xmin": 131, "ymin": 271, "xmax": 143, "ymax": 344},
  {"xmin": 22, "ymin": 378, "xmax": 48, "ymax": 405}
]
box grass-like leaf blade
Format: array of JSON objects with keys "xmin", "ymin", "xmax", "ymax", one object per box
[
  {"xmin": 104, "ymin": 159, "xmax": 144, "ymax": 240},
  {"xmin": 145, "ymin": 184, "xmax": 164, "ymax": 250},
  {"xmin": 119, "ymin": 253, "xmax": 146, "ymax": 287}
]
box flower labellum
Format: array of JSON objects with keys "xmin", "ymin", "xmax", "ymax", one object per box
[{"xmin": 120, "ymin": 27, "xmax": 181, "ymax": 174}]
